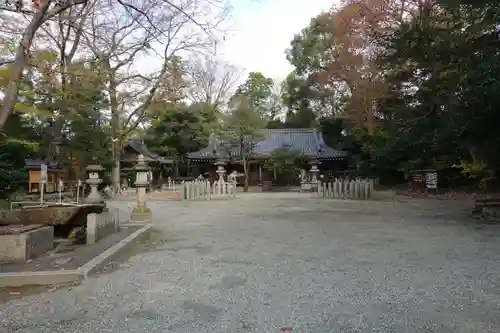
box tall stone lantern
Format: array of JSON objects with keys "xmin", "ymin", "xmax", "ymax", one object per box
[
  {"xmin": 309, "ymin": 159, "xmax": 321, "ymax": 189},
  {"xmin": 130, "ymin": 154, "xmax": 152, "ymax": 222},
  {"xmin": 84, "ymin": 163, "xmax": 105, "ymax": 203},
  {"xmin": 214, "ymin": 159, "xmax": 227, "ymax": 182}
]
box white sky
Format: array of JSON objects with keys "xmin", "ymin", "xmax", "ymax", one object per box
[
  {"xmin": 219, "ymin": 0, "xmax": 335, "ymax": 83},
  {"xmin": 123, "ymin": 0, "xmax": 336, "ymax": 94}
]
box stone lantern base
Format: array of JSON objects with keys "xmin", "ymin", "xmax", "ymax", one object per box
[
  {"xmin": 84, "ymin": 187, "xmax": 104, "ymax": 204},
  {"xmin": 130, "ymin": 204, "xmax": 151, "ymax": 222}
]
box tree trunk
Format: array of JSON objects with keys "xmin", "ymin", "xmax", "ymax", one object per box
[
  {"xmin": 112, "ymin": 154, "xmax": 121, "ymax": 193},
  {"xmin": 106, "ymin": 61, "xmax": 121, "ymax": 194},
  {"xmin": 0, "ymin": 2, "xmax": 51, "ymax": 130},
  {"xmin": 242, "ymin": 157, "xmax": 249, "ymax": 192}
]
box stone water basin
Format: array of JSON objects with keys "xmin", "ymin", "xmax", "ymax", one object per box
[{"xmin": 0, "ymin": 203, "xmax": 106, "ymax": 227}]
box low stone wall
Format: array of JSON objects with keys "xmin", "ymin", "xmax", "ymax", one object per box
[
  {"xmin": 179, "ymin": 180, "xmax": 237, "ymax": 200},
  {"xmin": 481, "ymin": 207, "xmax": 500, "ymax": 223},
  {"xmin": 317, "ymin": 179, "xmax": 375, "ymax": 200},
  {"xmin": 86, "ymin": 209, "xmax": 118, "ymax": 244},
  {"xmin": 0, "ymin": 226, "xmax": 54, "ymax": 263}
]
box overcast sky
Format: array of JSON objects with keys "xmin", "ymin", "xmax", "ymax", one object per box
[{"xmin": 218, "ymin": 0, "xmax": 334, "ymax": 83}]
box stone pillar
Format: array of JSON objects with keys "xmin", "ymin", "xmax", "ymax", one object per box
[
  {"xmin": 299, "ymin": 169, "xmax": 307, "ymax": 191},
  {"xmin": 130, "ymin": 154, "xmax": 152, "ymax": 222},
  {"xmin": 84, "ymin": 163, "xmax": 105, "ymax": 204}
]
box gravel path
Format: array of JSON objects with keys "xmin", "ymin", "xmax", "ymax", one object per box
[{"xmin": 1, "ymin": 192, "xmax": 500, "ymax": 332}]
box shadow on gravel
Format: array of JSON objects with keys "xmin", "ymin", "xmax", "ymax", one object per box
[
  {"xmin": 0, "ymin": 281, "xmax": 82, "ymax": 305},
  {"xmin": 92, "ymin": 227, "xmax": 168, "ymax": 275},
  {"xmin": 0, "ymin": 228, "xmax": 168, "ymax": 304}
]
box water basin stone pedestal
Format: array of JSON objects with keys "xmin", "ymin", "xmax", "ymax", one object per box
[
  {"xmin": 0, "ymin": 225, "xmax": 54, "ymax": 263},
  {"xmin": 130, "ymin": 155, "xmax": 152, "ymax": 222}
]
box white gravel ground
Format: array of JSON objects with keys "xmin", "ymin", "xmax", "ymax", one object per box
[{"xmin": 1, "ymin": 192, "xmax": 500, "ymax": 333}]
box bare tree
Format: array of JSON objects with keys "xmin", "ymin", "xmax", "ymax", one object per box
[
  {"xmin": 82, "ymin": 0, "xmax": 230, "ymax": 192},
  {"xmin": 0, "ymin": 0, "xmax": 230, "ymax": 133},
  {"xmin": 186, "ymin": 56, "xmax": 241, "ymax": 109}
]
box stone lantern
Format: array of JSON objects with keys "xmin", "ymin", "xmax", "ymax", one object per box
[
  {"xmin": 309, "ymin": 159, "xmax": 321, "ymax": 188},
  {"xmin": 130, "ymin": 154, "xmax": 152, "ymax": 222},
  {"xmin": 84, "ymin": 163, "xmax": 105, "ymax": 203},
  {"xmin": 214, "ymin": 159, "xmax": 227, "ymax": 182}
]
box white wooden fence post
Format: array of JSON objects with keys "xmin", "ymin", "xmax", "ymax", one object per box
[
  {"xmin": 207, "ymin": 180, "xmax": 211, "ymax": 199},
  {"xmin": 196, "ymin": 181, "xmax": 201, "ymax": 200},
  {"xmin": 180, "ymin": 181, "xmax": 185, "ymax": 200}
]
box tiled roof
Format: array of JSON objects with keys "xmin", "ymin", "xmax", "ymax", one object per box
[
  {"xmin": 186, "ymin": 128, "xmax": 347, "ymax": 160},
  {"xmin": 123, "ymin": 138, "xmax": 174, "ymax": 164},
  {"xmin": 25, "ymin": 159, "xmax": 61, "ymax": 170}
]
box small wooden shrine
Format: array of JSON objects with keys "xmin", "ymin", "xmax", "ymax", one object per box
[
  {"xmin": 25, "ymin": 159, "xmax": 63, "ymax": 193},
  {"xmin": 121, "ymin": 138, "xmax": 175, "ymax": 188}
]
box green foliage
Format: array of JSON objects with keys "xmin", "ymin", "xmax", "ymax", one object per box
[
  {"xmin": 264, "ymin": 145, "xmax": 303, "ymax": 184},
  {"xmin": 280, "ymin": 1, "xmax": 500, "ymax": 187},
  {"xmin": 234, "ymin": 72, "xmax": 275, "ymax": 119},
  {"xmin": 62, "ymin": 60, "xmax": 113, "ymax": 170},
  {"xmin": 224, "ymin": 95, "xmax": 266, "ymax": 157},
  {"xmin": 145, "ymin": 102, "xmax": 217, "ymax": 157},
  {"xmin": 0, "ymin": 114, "xmax": 38, "ymax": 198},
  {"xmin": 0, "ymin": 145, "xmax": 29, "ymax": 199},
  {"xmin": 369, "ymin": 2, "xmax": 500, "ymax": 182}
]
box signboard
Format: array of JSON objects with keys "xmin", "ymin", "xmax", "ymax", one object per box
[
  {"xmin": 410, "ymin": 172, "xmax": 424, "ymax": 183},
  {"xmin": 425, "ymin": 171, "xmax": 438, "ymax": 189},
  {"xmin": 409, "ymin": 169, "xmax": 438, "ymax": 192},
  {"xmin": 40, "ymin": 164, "xmax": 47, "ymax": 183}
]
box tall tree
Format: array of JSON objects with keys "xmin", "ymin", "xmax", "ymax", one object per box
[
  {"xmin": 235, "ymin": 72, "xmax": 275, "ymax": 119},
  {"xmin": 224, "ymin": 95, "xmax": 266, "ymax": 191},
  {"xmin": 82, "ymin": 0, "xmax": 229, "ymax": 192}
]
